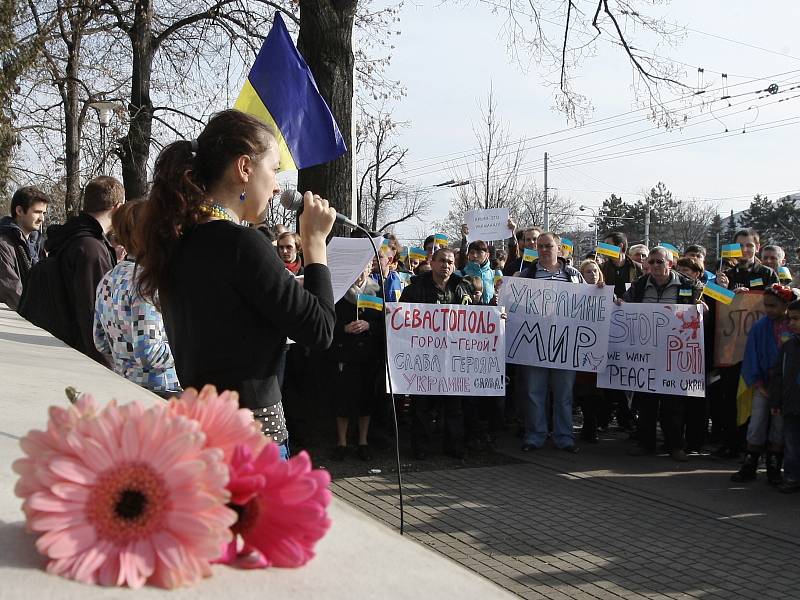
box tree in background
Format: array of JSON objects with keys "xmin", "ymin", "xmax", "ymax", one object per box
[{"xmin": 355, "ymin": 106, "xmax": 430, "ymax": 232}]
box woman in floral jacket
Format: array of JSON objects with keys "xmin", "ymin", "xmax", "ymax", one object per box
[{"xmin": 93, "ymin": 201, "xmax": 180, "ymax": 393}]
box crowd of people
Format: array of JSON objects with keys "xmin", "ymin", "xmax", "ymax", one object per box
[{"xmin": 1, "ymin": 109, "xmax": 800, "ymax": 494}]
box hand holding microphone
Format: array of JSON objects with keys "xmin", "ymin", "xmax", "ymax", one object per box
[{"xmin": 289, "ymin": 191, "xmax": 335, "ymax": 266}]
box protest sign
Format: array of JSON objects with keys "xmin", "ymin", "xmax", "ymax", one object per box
[
  {"xmin": 598, "ymin": 304, "xmax": 706, "ymax": 397},
  {"xmin": 326, "ymin": 236, "xmax": 384, "ymax": 302},
  {"xmin": 464, "ymin": 207, "xmax": 510, "ymax": 243},
  {"xmin": 714, "ymin": 291, "xmax": 765, "ymax": 367},
  {"xmin": 385, "ymin": 302, "xmax": 505, "ymax": 396},
  {"xmin": 499, "ymin": 278, "xmax": 613, "ymax": 372}
]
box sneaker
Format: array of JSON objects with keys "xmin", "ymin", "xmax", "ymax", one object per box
[
  {"xmin": 670, "ymin": 449, "xmax": 689, "ymax": 462},
  {"xmin": 560, "ymin": 445, "xmax": 580, "ymax": 454},
  {"xmin": 778, "ymin": 479, "xmax": 800, "ymax": 494},
  {"xmin": 332, "ymin": 445, "xmax": 347, "ymax": 461}
]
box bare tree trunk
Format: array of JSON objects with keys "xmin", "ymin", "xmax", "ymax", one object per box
[
  {"xmin": 297, "ymin": 0, "xmax": 356, "ymax": 236},
  {"xmin": 118, "ymin": 0, "xmax": 154, "ymax": 200},
  {"xmin": 63, "ymin": 28, "xmax": 82, "ymax": 214}
]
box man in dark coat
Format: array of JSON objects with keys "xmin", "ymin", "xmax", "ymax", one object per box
[
  {"xmin": 0, "ymin": 187, "xmax": 49, "ymax": 309},
  {"xmin": 19, "ymin": 176, "xmax": 122, "ymax": 366},
  {"xmin": 400, "ymin": 247, "xmax": 473, "ymax": 459}
]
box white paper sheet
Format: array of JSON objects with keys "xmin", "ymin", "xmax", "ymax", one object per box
[
  {"xmin": 326, "ymin": 236, "xmax": 385, "ymax": 302},
  {"xmin": 465, "ymin": 207, "xmax": 510, "ymax": 242}
]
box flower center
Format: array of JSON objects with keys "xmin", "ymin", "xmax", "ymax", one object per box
[
  {"xmin": 230, "ymin": 497, "xmax": 261, "ymax": 536},
  {"xmin": 87, "ymin": 462, "xmax": 170, "ymax": 545},
  {"xmin": 115, "ymin": 490, "xmax": 148, "ymax": 521}
]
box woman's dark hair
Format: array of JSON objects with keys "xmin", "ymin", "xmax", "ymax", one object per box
[
  {"xmin": 788, "ymin": 299, "xmax": 800, "ymax": 312},
  {"xmin": 137, "ymin": 110, "xmax": 276, "ymax": 304},
  {"xmin": 467, "ymin": 240, "xmax": 489, "ymax": 253},
  {"xmin": 676, "ymin": 256, "xmax": 704, "ymax": 275},
  {"xmin": 765, "ymin": 284, "xmax": 800, "ymax": 304}
]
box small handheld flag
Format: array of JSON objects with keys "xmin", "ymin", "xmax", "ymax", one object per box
[
  {"xmin": 561, "ymin": 238, "xmax": 574, "ymax": 255},
  {"xmin": 434, "ymin": 233, "xmax": 449, "ymax": 247},
  {"xmin": 357, "ymin": 294, "xmax": 384, "ymax": 311},
  {"xmin": 596, "ymin": 242, "xmax": 622, "ymax": 259},
  {"xmin": 234, "ymin": 13, "xmax": 347, "ymax": 171},
  {"xmin": 380, "ymin": 238, "xmax": 391, "ymax": 252},
  {"xmin": 399, "ymin": 246, "xmax": 409, "ymax": 260},
  {"xmin": 778, "ymin": 266, "xmax": 793, "ymax": 281},
  {"xmin": 493, "ymin": 274, "xmax": 503, "ymax": 286},
  {"xmin": 522, "ymin": 248, "xmax": 538, "ymax": 262},
  {"xmin": 702, "ymin": 281, "xmax": 736, "ymax": 305},
  {"xmin": 409, "ymin": 247, "xmax": 426, "ymax": 261},
  {"xmin": 721, "ymin": 243, "xmax": 743, "ymax": 259}
]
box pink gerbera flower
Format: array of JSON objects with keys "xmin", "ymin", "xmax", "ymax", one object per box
[
  {"xmin": 218, "ymin": 443, "xmax": 332, "ymax": 569},
  {"xmin": 169, "ymin": 385, "xmax": 266, "ymax": 462},
  {"xmin": 13, "ymin": 398, "xmax": 236, "ymax": 589}
]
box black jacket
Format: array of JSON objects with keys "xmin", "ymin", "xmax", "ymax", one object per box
[
  {"xmin": 0, "ymin": 216, "xmax": 44, "ymax": 309},
  {"xmin": 161, "ymin": 221, "xmax": 335, "ymax": 411},
  {"xmin": 722, "ymin": 260, "xmax": 778, "ymax": 290},
  {"xmin": 19, "ymin": 213, "xmax": 115, "ymax": 365},
  {"xmin": 321, "ymin": 283, "xmax": 385, "ymax": 364},
  {"xmin": 769, "ymin": 335, "xmax": 800, "ymax": 416},
  {"xmin": 601, "ymin": 255, "xmax": 643, "ymax": 299},
  {"xmin": 399, "ymin": 271, "xmax": 473, "ymax": 305},
  {"xmin": 624, "ymin": 271, "xmax": 703, "ymax": 304}
]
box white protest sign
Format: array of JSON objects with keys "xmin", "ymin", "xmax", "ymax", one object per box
[
  {"xmin": 597, "ymin": 303, "xmax": 705, "ymax": 397},
  {"xmin": 499, "ymin": 277, "xmax": 613, "ymax": 372},
  {"xmin": 326, "ymin": 236, "xmax": 384, "ymax": 302},
  {"xmin": 465, "ymin": 207, "xmax": 510, "ymax": 243},
  {"xmin": 385, "ymin": 302, "xmax": 505, "ymax": 396}
]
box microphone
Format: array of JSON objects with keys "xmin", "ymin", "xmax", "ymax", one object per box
[{"xmin": 279, "ymin": 189, "xmax": 359, "ymax": 229}]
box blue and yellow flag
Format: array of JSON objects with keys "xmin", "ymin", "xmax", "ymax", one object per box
[
  {"xmin": 660, "ymin": 242, "xmax": 680, "ymax": 258},
  {"xmin": 522, "ymin": 248, "xmax": 538, "ymax": 262},
  {"xmin": 596, "ymin": 242, "xmax": 621, "ymax": 259},
  {"xmin": 357, "ymin": 294, "xmax": 384, "ymax": 311},
  {"xmin": 778, "ymin": 266, "xmax": 792, "ymax": 282},
  {"xmin": 721, "ymin": 243, "xmax": 743, "ymax": 259},
  {"xmin": 434, "ymin": 233, "xmax": 449, "ymax": 247},
  {"xmin": 561, "ymin": 238, "xmax": 574, "ymax": 255},
  {"xmin": 409, "ymin": 247, "xmax": 426, "ymax": 261},
  {"xmin": 702, "ymin": 281, "xmax": 736, "ymax": 305},
  {"xmin": 234, "ymin": 13, "xmax": 347, "ymax": 171}
]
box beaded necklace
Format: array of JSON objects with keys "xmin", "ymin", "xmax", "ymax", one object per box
[{"xmin": 202, "ymin": 203, "xmax": 240, "ymax": 224}]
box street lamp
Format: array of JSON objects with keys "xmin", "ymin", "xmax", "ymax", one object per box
[
  {"xmin": 579, "ymin": 205, "xmax": 599, "ymax": 248},
  {"xmin": 89, "ymin": 101, "xmax": 122, "ymax": 174}
]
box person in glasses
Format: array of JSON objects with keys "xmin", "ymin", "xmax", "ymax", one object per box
[{"xmin": 623, "ymin": 246, "xmax": 703, "ymax": 461}]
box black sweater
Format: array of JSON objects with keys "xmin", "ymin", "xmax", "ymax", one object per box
[{"xmin": 162, "ymin": 221, "xmax": 335, "ymax": 410}]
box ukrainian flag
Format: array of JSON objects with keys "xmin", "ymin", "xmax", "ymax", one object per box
[
  {"xmin": 660, "ymin": 242, "xmax": 680, "ymax": 259},
  {"xmin": 721, "ymin": 243, "xmax": 743, "ymax": 259},
  {"xmin": 778, "ymin": 266, "xmax": 792, "ymax": 282},
  {"xmin": 596, "ymin": 242, "xmax": 621, "ymax": 259},
  {"xmin": 434, "ymin": 233, "xmax": 449, "ymax": 247},
  {"xmin": 234, "ymin": 13, "xmax": 347, "ymax": 171},
  {"xmin": 702, "ymin": 281, "xmax": 735, "ymax": 305},
  {"xmin": 357, "ymin": 294, "xmax": 384, "ymax": 311},
  {"xmin": 409, "ymin": 247, "xmax": 426, "ymax": 261},
  {"xmin": 561, "ymin": 238, "xmax": 574, "ymax": 255},
  {"xmin": 522, "ymin": 248, "xmax": 538, "ymax": 262}
]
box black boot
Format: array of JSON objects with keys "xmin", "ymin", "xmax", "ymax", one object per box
[
  {"xmin": 766, "ymin": 452, "xmax": 784, "ymax": 486},
  {"xmin": 731, "ymin": 452, "xmax": 759, "ymax": 482}
]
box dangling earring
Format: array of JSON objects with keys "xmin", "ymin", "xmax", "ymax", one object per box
[{"xmin": 239, "ymin": 188, "xmax": 247, "ymax": 203}]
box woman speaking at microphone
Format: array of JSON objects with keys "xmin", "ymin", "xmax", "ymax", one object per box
[{"xmin": 137, "ymin": 110, "xmax": 336, "ymax": 459}]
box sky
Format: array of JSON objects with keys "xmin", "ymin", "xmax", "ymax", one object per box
[{"xmin": 371, "ymin": 0, "xmax": 800, "ymax": 242}]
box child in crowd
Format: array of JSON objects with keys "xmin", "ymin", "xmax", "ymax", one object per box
[
  {"xmin": 575, "ymin": 260, "xmax": 605, "ymax": 442},
  {"xmin": 770, "ymin": 299, "xmax": 800, "ymax": 493},
  {"xmin": 733, "ymin": 284, "xmax": 800, "ymax": 483},
  {"xmin": 371, "ymin": 246, "xmax": 403, "ymax": 302}
]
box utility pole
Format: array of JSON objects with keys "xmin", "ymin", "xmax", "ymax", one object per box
[
  {"xmin": 543, "ymin": 152, "xmax": 549, "ymax": 231},
  {"xmin": 643, "ymin": 194, "xmax": 651, "ymax": 247}
]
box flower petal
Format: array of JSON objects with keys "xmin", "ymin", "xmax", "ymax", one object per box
[
  {"xmin": 48, "ymin": 457, "xmax": 97, "ymax": 485},
  {"xmin": 37, "ymin": 523, "xmax": 97, "ymax": 559}
]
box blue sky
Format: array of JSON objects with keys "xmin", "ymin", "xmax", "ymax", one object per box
[{"xmin": 374, "ymin": 1, "xmax": 800, "ymax": 240}]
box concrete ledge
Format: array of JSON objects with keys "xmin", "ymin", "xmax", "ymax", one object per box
[{"xmin": 0, "ymin": 306, "xmax": 511, "ymax": 598}]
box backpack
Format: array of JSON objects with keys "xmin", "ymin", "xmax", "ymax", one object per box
[{"xmin": 17, "ymin": 249, "xmax": 80, "ymax": 347}]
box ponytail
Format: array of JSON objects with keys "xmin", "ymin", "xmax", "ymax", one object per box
[{"xmin": 136, "ymin": 109, "xmax": 277, "ymax": 305}]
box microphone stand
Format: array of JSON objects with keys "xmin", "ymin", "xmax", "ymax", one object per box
[{"xmin": 356, "ymin": 225, "xmax": 405, "ymax": 535}]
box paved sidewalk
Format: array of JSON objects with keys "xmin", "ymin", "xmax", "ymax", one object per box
[{"xmin": 332, "ymin": 433, "xmax": 800, "ymax": 599}]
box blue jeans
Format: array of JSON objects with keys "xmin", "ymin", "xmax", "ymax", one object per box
[
  {"xmin": 784, "ymin": 416, "xmax": 800, "ymax": 481},
  {"xmin": 278, "ymin": 440, "xmax": 290, "ymax": 461},
  {"xmin": 518, "ymin": 365, "xmax": 576, "ymax": 448}
]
